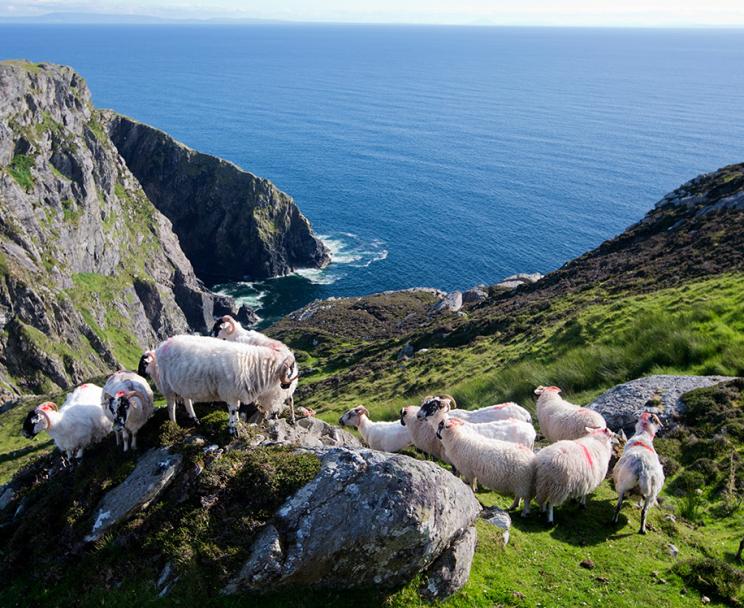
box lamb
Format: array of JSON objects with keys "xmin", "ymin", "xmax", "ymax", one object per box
[
  {"xmin": 535, "ymin": 426, "xmax": 617, "ymax": 524},
  {"xmin": 21, "ymin": 384, "xmax": 112, "ymax": 462},
  {"xmin": 101, "ymin": 371, "xmax": 155, "ymax": 452},
  {"xmin": 400, "ymin": 405, "xmax": 451, "ymax": 464},
  {"xmin": 534, "ymin": 385, "xmax": 606, "ymax": 442},
  {"xmin": 211, "ymin": 315, "xmax": 299, "ymax": 422},
  {"xmin": 139, "ymin": 335, "xmax": 298, "ymax": 434},
  {"xmin": 436, "ymin": 417, "xmax": 536, "ymax": 515},
  {"xmin": 417, "ymin": 395, "xmax": 536, "ymax": 448},
  {"xmin": 612, "ymin": 412, "xmax": 666, "ymax": 534},
  {"xmin": 339, "ymin": 405, "xmax": 412, "ymax": 452}
]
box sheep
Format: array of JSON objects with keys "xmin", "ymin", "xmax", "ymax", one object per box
[
  {"xmin": 534, "ymin": 385, "xmax": 606, "ymax": 442},
  {"xmin": 422, "ymin": 394, "xmax": 532, "ymax": 424},
  {"xmin": 101, "ymin": 371, "xmax": 155, "ymax": 452},
  {"xmin": 400, "ymin": 405, "xmax": 451, "ymax": 464},
  {"xmin": 139, "ymin": 335, "xmax": 298, "ymax": 434},
  {"xmin": 417, "ymin": 395, "xmax": 536, "ymax": 448},
  {"xmin": 436, "ymin": 417, "xmax": 536, "ymax": 515},
  {"xmin": 21, "ymin": 384, "xmax": 112, "ymax": 462},
  {"xmin": 138, "ymin": 348, "xmax": 201, "ymax": 425},
  {"xmin": 339, "ymin": 405, "xmax": 412, "ymax": 452},
  {"xmin": 211, "ymin": 315, "xmax": 299, "ymax": 423},
  {"xmin": 535, "ymin": 426, "xmax": 617, "ymax": 524},
  {"xmin": 612, "ymin": 412, "xmax": 666, "ymax": 534}
]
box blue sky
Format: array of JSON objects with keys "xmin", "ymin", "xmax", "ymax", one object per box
[{"xmin": 1, "ymin": 0, "xmax": 744, "ymax": 26}]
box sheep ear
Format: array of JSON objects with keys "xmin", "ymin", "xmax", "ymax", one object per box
[
  {"xmin": 534, "ymin": 386, "xmax": 545, "ymax": 395},
  {"xmin": 585, "ymin": 426, "xmax": 594, "ymax": 434},
  {"xmin": 618, "ymin": 428, "xmax": 627, "ymax": 441}
]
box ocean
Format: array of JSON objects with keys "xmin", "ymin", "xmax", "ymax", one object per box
[{"xmin": 2, "ymin": 25, "xmax": 743, "ymax": 322}]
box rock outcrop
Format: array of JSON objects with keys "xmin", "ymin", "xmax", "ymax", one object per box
[
  {"xmin": 589, "ymin": 375, "xmax": 735, "ymax": 436},
  {"xmin": 104, "ymin": 112, "xmax": 330, "ymax": 284},
  {"xmin": 226, "ymin": 447, "xmax": 480, "ymax": 599}
]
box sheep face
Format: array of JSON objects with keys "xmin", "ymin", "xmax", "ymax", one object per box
[
  {"xmin": 400, "ymin": 406, "xmax": 417, "ymax": 426},
  {"xmin": 586, "ymin": 426, "xmax": 618, "ymax": 445},
  {"xmin": 211, "ymin": 315, "xmax": 237, "ymax": 339},
  {"xmin": 21, "ymin": 402, "xmax": 56, "ymax": 438},
  {"xmin": 436, "ymin": 417, "xmax": 464, "ymax": 440},
  {"xmin": 417, "ymin": 395, "xmax": 455, "ymax": 420},
  {"xmin": 108, "ymin": 391, "xmax": 131, "ymax": 431},
  {"xmin": 635, "ymin": 412, "xmax": 663, "ymax": 438},
  {"xmin": 338, "ymin": 405, "xmax": 368, "ymax": 427},
  {"xmin": 534, "ymin": 385, "xmax": 561, "ymax": 396},
  {"xmin": 137, "ymin": 351, "xmax": 155, "ymax": 378}
]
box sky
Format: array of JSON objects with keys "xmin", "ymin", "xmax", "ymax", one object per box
[{"xmin": 1, "ymin": 0, "xmax": 744, "ymax": 27}]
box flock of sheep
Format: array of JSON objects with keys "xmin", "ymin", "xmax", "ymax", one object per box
[{"xmin": 20, "ymin": 315, "xmax": 665, "ymax": 534}]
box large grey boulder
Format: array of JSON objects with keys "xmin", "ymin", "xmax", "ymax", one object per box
[
  {"xmin": 85, "ymin": 447, "xmax": 183, "ymax": 541},
  {"xmin": 588, "ymin": 375, "xmax": 735, "ymax": 436},
  {"xmin": 419, "ymin": 526, "xmax": 477, "ymax": 601},
  {"xmin": 225, "ymin": 447, "xmax": 480, "ymax": 599},
  {"xmin": 494, "ymin": 273, "xmax": 543, "ymax": 290},
  {"xmin": 430, "ymin": 291, "xmax": 463, "ymax": 315},
  {"xmin": 462, "ymin": 285, "xmax": 488, "ymax": 304}
]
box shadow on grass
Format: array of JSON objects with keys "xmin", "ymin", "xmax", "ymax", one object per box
[{"xmin": 0, "ymin": 439, "xmax": 54, "ymax": 465}]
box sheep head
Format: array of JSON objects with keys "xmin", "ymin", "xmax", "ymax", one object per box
[
  {"xmin": 138, "ymin": 351, "xmax": 155, "ymax": 378},
  {"xmin": 637, "ymin": 411, "xmax": 663, "ymax": 437},
  {"xmin": 400, "ymin": 405, "xmax": 418, "ymax": 426},
  {"xmin": 339, "ymin": 405, "xmax": 368, "ymax": 427},
  {"xmin": 212, "ymin": 315, "xmax": 238, "ymax": 339},
  {"xmin": 585, "ymin": 426, "xmax": 618, "ymax": 445},
  {"xmin": 436, "ymin": 416, "xmax": 464, "ymax": 440},
  {"xmin": 534, "ymin": 385, "xmax": 561, "ymax": 396},
  {"xmin": 22, "ymin": 401, "xmax": 57, "ymax": 438}
]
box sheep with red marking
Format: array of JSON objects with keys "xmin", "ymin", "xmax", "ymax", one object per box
[
  {"xmin": 417, "ymin": 395, "xmax": 536, "ymax": 449},
  {"xmin": 101, "ymin": 371, "xmax": 155, "ymax": 452},
  {"xmin": 211, "ymin": 314, "xmax": 299, "ymax": 423},
  {"xmin": 21, "ymin": 384, "xmax": 112, "ymax": 462},
  {"xmin": 431, "ymin": 394, "xmax": 532, "ymax": 424},
  {"xmin": 534, "ymin": 385, "xmax": 606, "ymax": 442},
  {"xmin": 139, "ymin": 335, "xmax": 298, "ymax": 434},
  {"xmin": 612, "ymin": 412, "xmax": 666, "ymax": 534},
  {"xmin": 339, "ymin": 405, "xmax": 412, "ymax": 452},
  {"xmin": 436, "ymin": 417, "xmax": 536, "ymax": 515},
  {"xmin": 535, "ymin": 426, "xmax": 617, "ymax": 523}
]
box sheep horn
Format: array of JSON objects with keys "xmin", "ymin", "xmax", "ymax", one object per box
[
  {"xmin": 126, "ymin": 390, "xmax": 148, "ymax": 408},
  {"xmin": 652, "ymin": 413, "xmax": 663, "ymax": 427},
  {"xmin": 36, "ymin": 402, "xmax": 57, "ymax": 429},
  {"xmin": 438, "ymin": 394, "xmax": 457, "ymax": 410},
  {"xmin": 280, "ymin": 355, "xmax": 299, "ymax": 389}
]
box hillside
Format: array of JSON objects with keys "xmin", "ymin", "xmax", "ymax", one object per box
[
  {"xmin": 0, "ymin": 63, "xmax": 742, "ymax": 608},
  {"xmin": 0, "ymin": 61, "xmax": 327, "ymax": 400}
]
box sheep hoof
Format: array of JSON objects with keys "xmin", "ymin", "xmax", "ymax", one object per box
[
  {"xmin": 191, "ymin": 417, "xmax": 201, "ymax": 426},
  {"xmin": 639, "ymin": 528, "xmax": 647, "ymax": 535}
]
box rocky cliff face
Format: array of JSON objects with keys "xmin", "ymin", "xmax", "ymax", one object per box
[
  {"xmin": 0, "ymin": 61, "xmax": 256, "ymax": 399},
  {"xmin": 104, "ymin": 113, "xmax": 330, "ymax": 284}
]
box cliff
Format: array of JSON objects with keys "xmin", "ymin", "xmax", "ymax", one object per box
[
  {"xmin": 0, "ymin": 60, "xmax": 324, "ymax": 399},
  {"xmin": 104, "ymin": 113, "xmax": 330, "ymax": 283}
]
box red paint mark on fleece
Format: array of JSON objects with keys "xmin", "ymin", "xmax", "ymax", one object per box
[
  {"xmin": 628, "ymin": 440, "xmax": 655, "ymax": 454},
  {"xmin": 579, "ymin": 443, "xmax": 594, "ymax": 468}
]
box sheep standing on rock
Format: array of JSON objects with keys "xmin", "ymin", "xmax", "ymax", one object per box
[
  {"xmin": 535, "ymin": 385, "xmax": 606, "ymax": 442},
  {"xmin": 212, "ymin": 315, "xmax": 299, "ymax": 423},
  {"xmin": 535, "ymin": 426, "xmax": 617, "ymax": 524},
  {"xmin": 417, "ymin": 396, "xmax": 536, "ymax": 448},
  {"xmin": 139, "ymin": 335, "xmax": 298, "ymax": 434},
  {"xmin": 21, "ymin": 383, "xmax": 112, "ymax": 462},
  {"xmin": 101, "ymin": 371, "xmax": 154, "ymax": 452},
  {"xmin": 339, "ymin": 405, "xmax": 412, "ymax": 452},
  {"xmin": 436, "ymin": 418, "xmax": 536, "ymax": 515},
  {"xmin": 138, "ymin": 349, "xmax": 200, "ymax": 424},
  {"xmin": 612, "ymin": 412, "xmax": 666, "ymax": 534},
  {"xmin": 400, "ymin": 405, "xmax": 451, "ymax": 464}
]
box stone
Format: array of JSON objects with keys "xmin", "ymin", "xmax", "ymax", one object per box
[
  {"xmin": 85, "ymin": 447, "xmax": 183, "ymax": 541},
  {"xmin": 419, "ymin": 527, "xmax": 477, "ymax": 601},
  {"xmin": 580, "ymin": 559, "xmax": 595, "ymax": 570},
  {"xmin": 0, "ymin": 485, "xmax": 16, "ymax": 511},
  {"xmin": 462, "ymin": 286, "xmax": 488, "ymax": 304},
  {"xmin": 252, "ymin": 417, "xmax": 362, "ymax": 450},
  {"xmin": 667, "ymin": 544, "xmax": 679, "ymax": 558},
  {"xmin": 481, "ymin": 506, "xmax": 512, "ymax": 545},
  {"xmin": 494, "ymin": 273, "xmax": 543, "ymax": 290},
  {"xmin": 430, "ymin": 291, "xmax": 463, "ymax": 315},
  {"xmin": 226, "ymin": 448, "xmax": 480, "ymax": 597},
  {"xmin": 588, "ymin": 375, "xmax": 734, "ymax": 436}
]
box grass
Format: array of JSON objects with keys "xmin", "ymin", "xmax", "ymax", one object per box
[{"xmin": 7, "ymin": 153, "xmax": 35, "ymax": 190}]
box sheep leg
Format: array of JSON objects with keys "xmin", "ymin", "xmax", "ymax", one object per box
[
  {"xmin": 184, "ymin": 399, "xmax": 199, "ymax": 425},
  {"xmin": 736, "ymin": 538, "xmax": 744, "ymax": 562},
  {"xmin": 75, "ymin": 447, "xmax": 84, "ymax": 460},
  {"xmin": 122, "ymin": 429, "xmax": 129, "ymax": 452},
  {"xmin": 546, "ymin": 503, "xmax": 554, "ymax": 524},
  {"xmin": 227, "ymin": 403, "xmax": 240, "ymax": 435},
  {"xmin": 579, "ymin": 495, "xmax": 587, "ymax": 509},
  {"xmin": 521, "ymin": 499, "xmax": 531, "ymax": 517},
  {"xmin": 639, "ymin": 496, "xmax": 651, "ymax": 535},
  {"xmin": 114, "ymin": 430, "xmax": 121, "ymax": 446},
  {"xmin": 612, "ymin": 491, "xmax": 624, "ymax": 524},
  {"xmin": 287, "ymin": 396, "xmax": 296, "ymax": 425},
  {"xmin": 167, "ymin": 396, "xmax": 177, "ymax": 423},
  {"xmin": 471, "ymin": 478, "xmax": 478, "ymax": 493},
  {"xmin": 509, "ymin": 496, "xmax": 520, "ymax": 511},
  {"xmin": 130, "ymin": 432, "xmax": 137, "ymax": 450}
]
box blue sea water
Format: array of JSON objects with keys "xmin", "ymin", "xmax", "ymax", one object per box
[{"xmin": 2, "ymin": 25, "xmax": 744, "ymax": 322}]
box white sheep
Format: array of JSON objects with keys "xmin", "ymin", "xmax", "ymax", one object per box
[
  {"xmin": 21, "ymin": 384, "xmax": 112, "ymax": 461},
  {"xmin": 417, "ymin": 396, "xmax": 536, "ymax": 448},
  {"xmin": 101, "ymin": 371, "xmax": 155, "ymax": 452},
  {"xmin": 423, "ymin": 394, "xmax": 532, "ymax": 424},
  {"xmin": 338, "ymin": 405, "xmax": 412, "ymax": 452},
  {"xmin": 534, "ymin": 385, "xmax": 606, "ymax": 442},
  {"xmin": 535, "ymin": 426, "xmax": 617, "ymax": 524},
  {"xmin": 400, "ymin": 405, "xmax": 451, "ymax": 464},
  {"xmin": 211, "ymin": 315, "xmax": 299, "ymax": 423},
  {"xmin": 612, "ymin": 412, "xmax": 666, "ymax": 534},
  {"xmin": 436, "ymin": 417, "xmax": 536, "ymax": 515},
  {"xmin": 138, "ymin": 348, "xmax": 201, "ymax": 424},
  {"xmin": 140, "ymin": 335, "xmax": 298, "ymax": 434}
]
